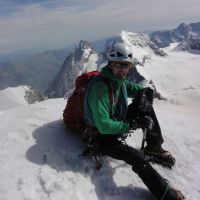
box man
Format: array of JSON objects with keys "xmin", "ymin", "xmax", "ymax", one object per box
[{"xmin": 83, "ymin": 43, "xmax": 184, "ymax": 200}]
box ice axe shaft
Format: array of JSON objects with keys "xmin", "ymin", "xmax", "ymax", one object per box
[{"xmin": 141, "ymin": 128, "xmax": 147, "ymax": 150}]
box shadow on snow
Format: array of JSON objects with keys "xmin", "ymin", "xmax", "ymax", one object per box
[{"xmin": 26, "ymin": 120, "xmax": 154, "ymax": 200}]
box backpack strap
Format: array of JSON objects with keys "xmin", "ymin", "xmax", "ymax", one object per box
[{"xmin": 100, "ymin": 76, "xmax": 114, "ymax": 119}]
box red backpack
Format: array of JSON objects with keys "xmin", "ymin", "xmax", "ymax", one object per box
[{"xmin": 63, "ymin": 71, "xmax": 112, "ymax": 134}]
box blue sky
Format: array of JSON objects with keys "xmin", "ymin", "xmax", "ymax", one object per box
[{"xmin": 0, "ymin": 0, "xmax": 199, "ymax": 53}]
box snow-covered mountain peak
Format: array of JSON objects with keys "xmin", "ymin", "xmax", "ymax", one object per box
[
  {"xmin": 177, "ymin": 23, "xmax": 190, "ymax": 32},
  {"xmin": 46, "ymin": 40, "xmax": 99, "ymax": 98},
  {"xmin": 120, "ymin": 30, "xmax": 151, "ymax": 48},
  {"xmin": 78, "ymin": 40, "xmax": 96, "ymax": 61},
  {"xmin": 78, "ymin": 40, "xmax": 92, "ymax": 51},
  {"xmin": 106, "ymin": 30, "xmax": 152, "ymax": 49},
  {"xmin": 105, "ymin": 30, "xmax": 166, "ymax": 64},
  {"xmin": 73, "ymin": 40, "xmax": 96, "ymax": 61}
]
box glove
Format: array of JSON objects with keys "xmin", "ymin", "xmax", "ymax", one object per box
[
  {"xmin": 144, "ymin": 87, "xmax": 154, "ymax": 98},
  {"xmin": 138, "ymin": 87, "xmax": 154, "ymax": 112},
  {"xmin": 136, "ymin": 116, "xmax": 154, "ymax": 130},
  {"xmin": 127, "ymin": 119, "xmax": 138, "ymax": 131}
]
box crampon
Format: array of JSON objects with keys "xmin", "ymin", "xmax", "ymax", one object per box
[{"xmin": 142, "ymin": 146, "xmax": 176, "ymax": 168}]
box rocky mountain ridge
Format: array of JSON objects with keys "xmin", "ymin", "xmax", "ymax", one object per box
[
  {"xmin": 150, "ymin": 22, "xmax": 200, "ymax": 48},
  {"xmin": 46, "ymin": 40, "xmax": 99, "ymax": 98},
  {"xmin": 1, "ymin": 21, "xmax": 200, "ymax": 98},
  {"xmin": 174, "ymin": 37, "xmax": 200, "ymax": 52}
]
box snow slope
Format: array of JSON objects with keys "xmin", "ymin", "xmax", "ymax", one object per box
[
  {"xmin": 0, "ymin": 49, "xmax": 200, "ymax": 200},
  {"xmin": 0, "ymin": 86, "xmax": 29, "ymax": 111},
  {"xmin": 143, "ymin": 43, "xmax": 200, "ymax": 117}
]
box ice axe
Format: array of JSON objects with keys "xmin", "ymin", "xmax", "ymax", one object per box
[{"xmin": 141, "ymin": 128, "xmax": 147, "ymax": 151}]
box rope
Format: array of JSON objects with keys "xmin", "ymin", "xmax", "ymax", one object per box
[{"xmin": 160, "ymin": 180, "xmax": 170, "ymax": 200}]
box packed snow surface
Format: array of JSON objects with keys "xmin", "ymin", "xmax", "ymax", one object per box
[
  {"xmin": 0, "ymin": 86, "xmax": 28, "ymax": 110},
  {"xmin": 0, "ymin": 46, "xmax": 200, "ymax": 200}
]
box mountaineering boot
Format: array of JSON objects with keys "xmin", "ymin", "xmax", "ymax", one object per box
[
  {"xmin": 163, "ymin": 187, "xmax": 185, "ymax": 200},
  {"xmin": 143, "ymin": 145, "xmax": 176, "ymax": 168}
]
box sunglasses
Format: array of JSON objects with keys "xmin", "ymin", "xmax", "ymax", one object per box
[{"xmin": 112, "ymin": 62, "xmax": 132, "ymax": 69}]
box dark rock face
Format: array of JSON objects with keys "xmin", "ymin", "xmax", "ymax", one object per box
[
  {"xmin": 24, "ymin": 87, "xmax": 47, "ymax": 104},
  {"xmin": 45, "ymin": 40, "xmax": 99, "ymax": 98}
]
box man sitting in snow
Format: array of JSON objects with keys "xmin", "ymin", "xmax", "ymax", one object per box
[{"xmin": 83, "ymin": 42, "xmax": 184, "ymax": 200}]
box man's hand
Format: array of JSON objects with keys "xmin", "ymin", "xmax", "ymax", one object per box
[
  {"xmin": 138, "ymin": 87, "xmax": 154, "ymax": 112},
  {"xmin": 127, "ymin": 119, "xmax": 138, "ymax": 130}
]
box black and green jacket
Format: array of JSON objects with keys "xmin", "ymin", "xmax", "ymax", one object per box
[{"xmin": 84, "ymin": 66, "xmax": 143, "ymax": 135}]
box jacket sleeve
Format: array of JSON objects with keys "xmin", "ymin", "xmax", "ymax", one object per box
[
  {"xmin": 88, "ymin": 81, "xmax": 129, "ymax": 135},
  {"xmin": 125, "ymin": 79, "xmax": 143, "ymax": 97}
]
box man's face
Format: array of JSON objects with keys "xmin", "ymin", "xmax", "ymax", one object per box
[{"xmin": 109, "ymin": 61, "xmax": 132, "ymax": 79}]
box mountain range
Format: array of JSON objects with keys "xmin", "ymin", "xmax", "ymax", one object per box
[
  {"xmin": 0, "ymin": 21, "xmax": 200, "ymax": 96},
  {"xmin": 150, "ymin": 22, "xmax": 200, "ymax": 48},
  {"xmin": 46, "ymin": 31, "xmax": 167, "ymax": 98}
]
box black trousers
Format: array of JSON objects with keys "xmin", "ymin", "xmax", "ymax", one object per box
[
  {"xmin": 96, "ymin": 104, "xmax": 169, "ymax": 199},
  {"xmin": 97, "ymin": 137, "xmax": 168, "ymax": 199}
]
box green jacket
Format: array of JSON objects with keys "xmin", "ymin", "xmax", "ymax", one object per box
[{"xmin": 84, "ymin": 66, "xmax": 143, "ymax": 135}]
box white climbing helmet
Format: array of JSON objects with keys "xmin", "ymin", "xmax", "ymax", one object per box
[{"xmin": 107, "ymin": 43, "xmax": 133, "ymax": 64}]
